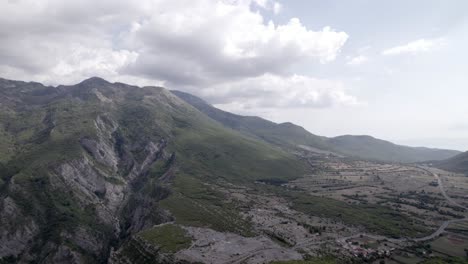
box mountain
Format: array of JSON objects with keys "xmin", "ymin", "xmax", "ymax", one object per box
[
  {"xmin": 172, "ymin": 90, "xmax": 461, "ymax": 163},
  {"xmin": 0, "ymin": 77, "xmax": 306, "ymax": 262},
  {"xmin": 328, "ymin": 135, "xmax": 460, "ymax": 163},
  {"xmin": 435, "ymin": 151, "xmax": 468, "ymax": 174}
]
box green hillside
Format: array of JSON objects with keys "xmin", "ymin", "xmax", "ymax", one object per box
[
  {"xmin": 172, "ymin": 90, "xmax": 460, "ymax": 163},
  {"xmin": 171, "ymin": 90, "xmax": 330, "ymax": 152}
]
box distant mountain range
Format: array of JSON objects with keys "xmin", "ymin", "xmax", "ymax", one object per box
[{"xmin": 172, "ymin": 90, "xmax": 461, "ymax": 163}]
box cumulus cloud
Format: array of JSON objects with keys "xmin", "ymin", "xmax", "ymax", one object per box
[
  {"xmin": 199, "ymin": 73, "xmax": 358, "ymax": 110},
  {"xmin": 346, "ymin": 55, "xmax": 368, "ymax": 65},
  {"xmin": 382, "ymin": 38, "xmax": 446, "ymax": 56},
  {"xmin": 0, "ymin": 0, "xmax": 352, "ymax": 110},
  {"xmin": 123, "ymin": 1, "xmax": 348, "ymax": 86},
  {"xmin": 0, "ymin": 0, "xmax": 145, "ymax": 84}
]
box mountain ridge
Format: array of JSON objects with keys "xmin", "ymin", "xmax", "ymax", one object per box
[{"xmin": 171, "ymin": 90, "xmax": 460, "ymax": 163}]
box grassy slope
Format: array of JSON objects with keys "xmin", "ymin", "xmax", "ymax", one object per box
[
  {"xmin": 171, "ymin": 90, "xmax": 330, "ymax": 151},
  {"xmin": 160, "ymin": 174, "xmax": 255, "ymax": 236},
  {"xmin": 172, "ymin": 90, "xmax": 460, "ymax": 163}
]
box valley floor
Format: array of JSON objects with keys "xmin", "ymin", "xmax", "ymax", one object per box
[{"xmin": 129, "ymin": 153, "xmax": 468, "ymax": 264}]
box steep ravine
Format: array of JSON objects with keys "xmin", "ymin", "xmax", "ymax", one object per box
[{"xmin": 0, "ymin": 114, "xmax": 176, "ymax": 263}]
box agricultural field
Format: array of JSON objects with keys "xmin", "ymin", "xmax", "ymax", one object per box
[
  {"xmin": 447, "ymin": 220, "xmax": 468, "ymax": 235},
  {"xmin": 430, "ymin": 234, "xmax": 468, "ymax": 258}
]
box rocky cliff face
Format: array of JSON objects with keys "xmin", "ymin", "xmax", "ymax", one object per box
[{"xmin": 0, "ymin": 78, "xmax": 179, "ymax": 263}]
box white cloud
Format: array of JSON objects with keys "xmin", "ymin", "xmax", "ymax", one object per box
[
  {"xmin": 48, "ymin": 45, "xmax": 138, "ymax": 84},
  {"xmin": 0, "ymin": 0, "xmax": 352, "ymax": 109},
  {"xmin": 0, "ymin": 0, "xmax": 148, "ymax": 85},
  {"xmin": 201, "ymin": 73, "xmax": 358, "ymax": 110},
  {"xmin": 123, "ymin": 1, "xmax": 348, "ymax": 85},
  {"xmin": 382, "ymin": 38, "xmax": 446, "ymax": 56},
  {"xmin": 346, "ymin": 55, "xmax": 368, "ymax": 65},
  {"xmin": 0, "ymin": 0, "xmax": 348, "ymax": 83}
]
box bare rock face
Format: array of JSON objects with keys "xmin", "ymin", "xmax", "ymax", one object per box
[
  {"xmin": 62, "ymin": 227, "xmax": 106, "ymax": 259},
  {"xmin": 80, "ymin": 115, "xmax": 120, "ymax": 172},
  {"xmin": 41, "ymin": 245, "xmax": 85, "ymax": 264},
  {"xmin": 55, "ymin": 157, "xmax": 118, "ymax": 232},
  {"xmin": 0, "ymin": 111, "xmax": 173, "ymax": 262},
  {"xmin": 126, "ymin": 140, "xmax": 168, "ymax": 182},
  {"xmin": 0, "ymin": 197, "xmax": 39, "ymax": 258},
  {"xmin": 57, "ymin": 157, "xmax": 108, "ymax": 201},
  {"xmin": 55, "ymin": 154, "xmax": 127, "ymax": 222}
]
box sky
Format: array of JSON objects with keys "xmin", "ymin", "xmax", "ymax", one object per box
[{"xmin": 1, "ymin": 0, "xmax": 468, "ymax": 150}]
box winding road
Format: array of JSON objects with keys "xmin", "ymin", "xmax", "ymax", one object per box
[
  {"xmin": 337, "ymin": 166, "xmax": 468, "ymax": 245},
  {"xmin": 411, "ymin": 167, "xmax": 468, "ymax": 241}
]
